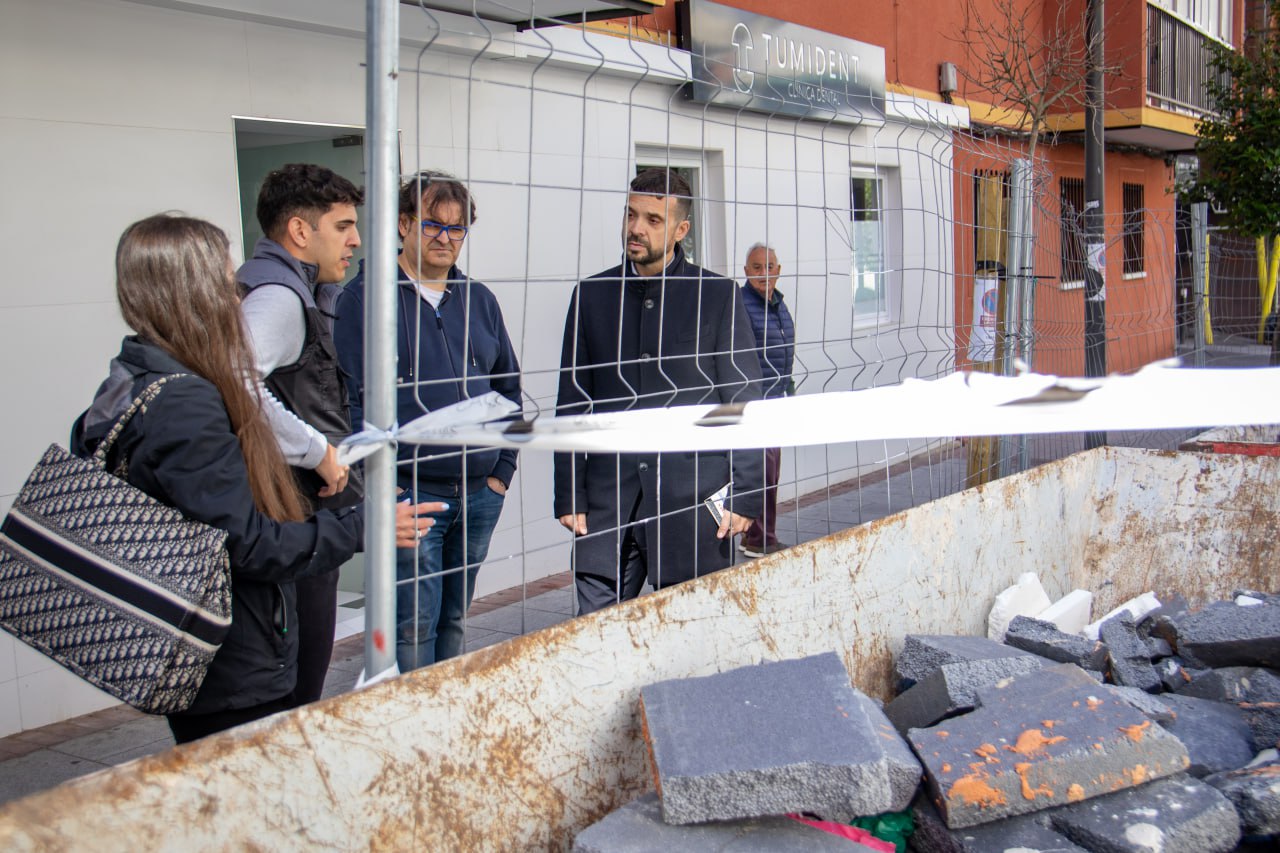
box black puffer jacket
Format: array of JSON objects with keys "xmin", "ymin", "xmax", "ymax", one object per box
[{"xmin": 71, "ymin": 337, "xmax": 364, "ymax": 715}]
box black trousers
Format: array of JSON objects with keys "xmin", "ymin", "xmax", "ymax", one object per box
[
  {"xmin": 289, "ymin": 568, "xmax": 340, "ymax": 707},
  {"xmin": 575, "ymin": 501, "xmax": 649, "ymax": 616},
  {"xmin": 166, "ymin": 696, "xmax": 293, "ymax": 744}
]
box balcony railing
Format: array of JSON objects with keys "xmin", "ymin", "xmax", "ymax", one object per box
[{"xmin": 1146, "ymin": 4, "xmax": 1229, "ymax": 116}]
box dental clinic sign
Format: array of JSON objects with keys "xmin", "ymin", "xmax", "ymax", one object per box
[{"xmin": 680, "ymin": 0, "xmax": 886, "ymax": 125}]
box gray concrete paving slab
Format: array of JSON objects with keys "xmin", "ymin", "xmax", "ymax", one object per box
[
  {"xmin": 0, "ymin": 749, "xmax": 111, "ymax": 804},
  {"xmin": 50, "ymin": 718, "xmax": 172, "ymax": 763}
]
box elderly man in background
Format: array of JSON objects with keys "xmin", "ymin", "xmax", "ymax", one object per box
[{"xmin": 738, "ymin": 243, "xmax": 795, "ymax": 558}]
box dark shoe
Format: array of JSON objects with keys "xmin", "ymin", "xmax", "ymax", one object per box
[{"xmin": 740, "ymin": 540, "xmax": 789, "ymax": 557}]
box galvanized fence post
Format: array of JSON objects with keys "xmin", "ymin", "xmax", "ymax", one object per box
[
  {"xmin": 1008, "ymin": 158, "xmax": 1036, "ymax": 474},
  {"xmin": 998, "ymin": 159, "xmax": 1034, "ymax": 476},
  {"xmin": 1190, "ymin": 202, "xmax": 1208, "ymax": 368},
  {"xmin": 363, "ymin": 0, "xmax": 400, "ymax": 678}
]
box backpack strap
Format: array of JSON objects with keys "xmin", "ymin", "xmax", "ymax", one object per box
[{"xmin": 92, "ymin": 374, "xmax": 192, "ymax": 471}]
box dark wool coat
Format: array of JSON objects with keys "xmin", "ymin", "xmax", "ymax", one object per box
[
  {"xmin": 72, "ymin": 337, "xmax": 363, "ymax": 716},
  {"xmin": 553, "ymin": 246, "xmax": 765, "ymax": 588}
]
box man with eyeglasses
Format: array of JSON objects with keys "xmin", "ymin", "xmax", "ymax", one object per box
[
  {"xmin": 554, "ymin": 168, "xmax": 764, "ymax": 615},
  {"xmin": 334, "ymin": 170, "xmax": 521, "ymax": 672},
  {"xmin": 237, "ymin": 163, "xmax": 365, "ymax": 706}
]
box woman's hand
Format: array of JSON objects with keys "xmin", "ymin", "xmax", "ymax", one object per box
[{"xmin": 395, "ymin": 500, "xmax": 447, "ymax": 548}]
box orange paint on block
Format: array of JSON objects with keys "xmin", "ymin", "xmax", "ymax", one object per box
[
  {"xmin": 948, "ymin": 772, "xmax": 1008, "ymax": 809},
  {"xmin": 942, "ymin": 763, "xmax": 952, "ymax": 774},
  {"xmin": 1119, "ymin": 720, "xmax": 1151, "ymax": 742},
  {"xmin": 1014, "ymin": 762, "xmax": 1053, "ymax": 800},
  {"xmin": 1086, "ymin": 697, "xmax": 1103, "ymax": 710},
  {"xmin": 937, "ymin": 730, "xmax": 950, "ymax": 739},
  {"xmin": 1123, "ymin": 764, "xmax": 1149, "ymax": 786},
  {"xmin": 1042, "ymin": 720, "xmax": 1056, "ymax": 729},
  {"xmin": 1005, "ymin": 728, "xmax": 1066, "ymax": 756},
  {"xmin": 1067, "ymin": 783, "xmax": 1086, "ymax": 802},
  {"xmin": 373, "ymin": 630, "xmax": 387, "ymax": 654},
  {"xmin": 974, "ymin": 743, "xmax": 1000, "ymax": 762}
]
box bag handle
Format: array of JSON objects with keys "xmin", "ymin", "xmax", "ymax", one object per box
[{"xmin": 92, "ymin": 374, "xmax": 192, "ymax": 469}]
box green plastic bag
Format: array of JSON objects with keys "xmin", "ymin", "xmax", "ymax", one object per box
[{"xmin": 848, "ymin": 810, "xmax": 914, "ymax": 853}]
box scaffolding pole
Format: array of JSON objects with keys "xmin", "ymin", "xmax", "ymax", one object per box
[{"xmin": 363, "ymin": 0, "xmax": 400, "ymax": 679}]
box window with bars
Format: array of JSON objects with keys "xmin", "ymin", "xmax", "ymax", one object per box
[
  {"xmin": 1060, "ymin": 177, "xmax": 1085, "ymax": 286},
  {"xmin": 1123, "ymin": 183, "xmax": 1146, "ymax": 276}
]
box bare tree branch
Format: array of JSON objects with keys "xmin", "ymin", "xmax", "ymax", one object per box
[{"xmin": 953, "ymin": 0, "xmax": 1123, "ymax": 164}]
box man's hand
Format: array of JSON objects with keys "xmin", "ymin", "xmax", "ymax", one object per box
[
  {"xmin": 716, "ymin": 510, "xmax": 751, "ymax": 540},
  {"xmin": 395, "ymin": 500, "xmax": 446, "ymax": 549},
  {"xmin": 559, "ymin": 513, "xmax": 588, "ymax": 536},
  {"xmin": 316, "ymin": 443, "xmax": 349, "ymax": 497},
  {"xmin": 486, "ymin": 476, "xmax": 508, "ymax": 496}
]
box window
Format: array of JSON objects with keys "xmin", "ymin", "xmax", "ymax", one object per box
[
  {"xmin": 850, "ymin": 172, "xmax": 886, "ymax": 319},
  {"xmin": 1122, "ymin": 183, "xmax": 1146, "ymax": 276},
  {"xmin": 1150, "ymin": 0, "xmax": 1233, "ymax": 44},
  {"xmin": 1059, "ymin": 177, "xmax": 1086, "ymax": 287}
]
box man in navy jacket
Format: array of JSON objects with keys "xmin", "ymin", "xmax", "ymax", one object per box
[
  {"xmin": 738, "ymin": 243, "xmax": 796, "ymax": 557},
  {"xmin": 554, "ymin": 168, "xmax": 764, "ymax": 615},
  {"xmin": 334, "ymin": 171, "xmax": 521, "ymax": 671}
]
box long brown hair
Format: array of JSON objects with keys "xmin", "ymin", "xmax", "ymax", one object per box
[{"xmin": 115, "ymin": 214, "xmax": 305, "ymax": 522}]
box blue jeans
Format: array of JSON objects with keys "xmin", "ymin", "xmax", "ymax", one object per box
[{"xmin": 395, "ymin": 483, "xmax": 505, "ymax": 672}]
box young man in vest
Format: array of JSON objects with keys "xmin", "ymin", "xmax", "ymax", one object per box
[{"xmin": 237, "ymin": 163, "xmax": 363, "ymax": 705}]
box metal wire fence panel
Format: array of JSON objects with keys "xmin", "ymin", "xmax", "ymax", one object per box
[{"xmin": 366, "ymin": 9, "xmax": 1272, "ymax": 663}]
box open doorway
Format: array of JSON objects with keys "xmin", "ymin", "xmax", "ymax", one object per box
[{"xmin": 233, "ymin": 117, "xmax": 368, "ymax": 271}]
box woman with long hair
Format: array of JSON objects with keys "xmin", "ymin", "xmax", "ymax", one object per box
[{"xmin": 72, "ymin": 213, "xmax": 438, "ymax": 743}]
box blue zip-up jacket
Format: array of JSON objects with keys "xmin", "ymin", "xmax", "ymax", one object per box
[
  {"xmin": 333, "ymin": 261, "xmax": 521, "ymax": 493},
  {"xmin": 740, "ymin": 283, "xmax": 795, "ymax": 398}
]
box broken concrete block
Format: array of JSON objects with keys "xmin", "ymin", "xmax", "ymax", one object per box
[
  {"xmin": 908, "ymin": 790, "xmax": 1087, "ymax": 852},
  {"xmin": 1003, "ymin": 615, "xmax": 1108, "ymax": 671},
  {"xmin": 1038, "ymin": 589, "xmax": 1094, "ymax": 636},
  {"xmin": 1099, "ymin": 615, "xmax": 1161, "ymax": 693},
  {"xmin": 1204, "ymin": 761, "xmax": 1280, "ymax": 837},
  {"xmin": 885, "ymin": 655, "xmax": 1045, "ymax": 734},
  {"xmin": 572, "ymin": 793, "xmax": 877, "ymax": 853},
  {"xmin": 1157, "ymin": 657, "xmax": 1196, "ymax": 692},
  {"xmin": 1048, "ymin": 775, "xmax": 1242, "ymax": 853},
  {"xmin": 1158, "ymin": 694, "xmax": 1257, "ymax": 777},
  {"xmin": 1178, "ymin": 667, "xmax": 1280, "ymax": 704},
  {"xmin": 987, "ymin": 572, "xmax": 1052, "ymax": 641},
  {"xmin": 639, "ymin": 652, "xmax": 921, "ymax": 826},
  {"xmin": 1240, "ymin": 703, "xmax": 1280, "ymax": 751},
  {"xmin": 1084, "ymin": 591, "xmax": 1162, "ymax": 641},
  {"xmin": 1145, "ymin": 636, "xmax": 1174, "ymax": 659},
  {"xmin": 1104, "ymin": 685, "xmax": 1176, "ymax": 725},
  {"xmin": 909, "ymin": 663, "xmax": 1190, "ymax": 829},
  {"xmin": 1140, "ymin": 593, "xmax": 1191, "ymax": 642},
  {"xmin": 894, "ymin": 634, "xmax": 1037, "ymax": 692},
  {"xmin": 1177, "ymin": 601, "xmax": 1280, "ymax": 669}
]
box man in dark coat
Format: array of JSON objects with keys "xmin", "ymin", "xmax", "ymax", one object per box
[{"xmin": 554, "ymin": 168, "xmax": 764, "ymax": 615}]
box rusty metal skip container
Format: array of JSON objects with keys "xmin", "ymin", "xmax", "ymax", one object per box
[{"xmin": 1, "ymin": 446, "xmax": 1278, "ymax": 851}]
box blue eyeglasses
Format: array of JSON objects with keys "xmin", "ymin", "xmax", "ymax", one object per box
[{"xmin": 421, "ymin": 219, "xmax": 469, "ymax": 242}]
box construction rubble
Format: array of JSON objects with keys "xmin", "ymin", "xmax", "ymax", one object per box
[{"xmin": 574, "ymin": 579, "xmax": 1280, "ymax": 852}]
